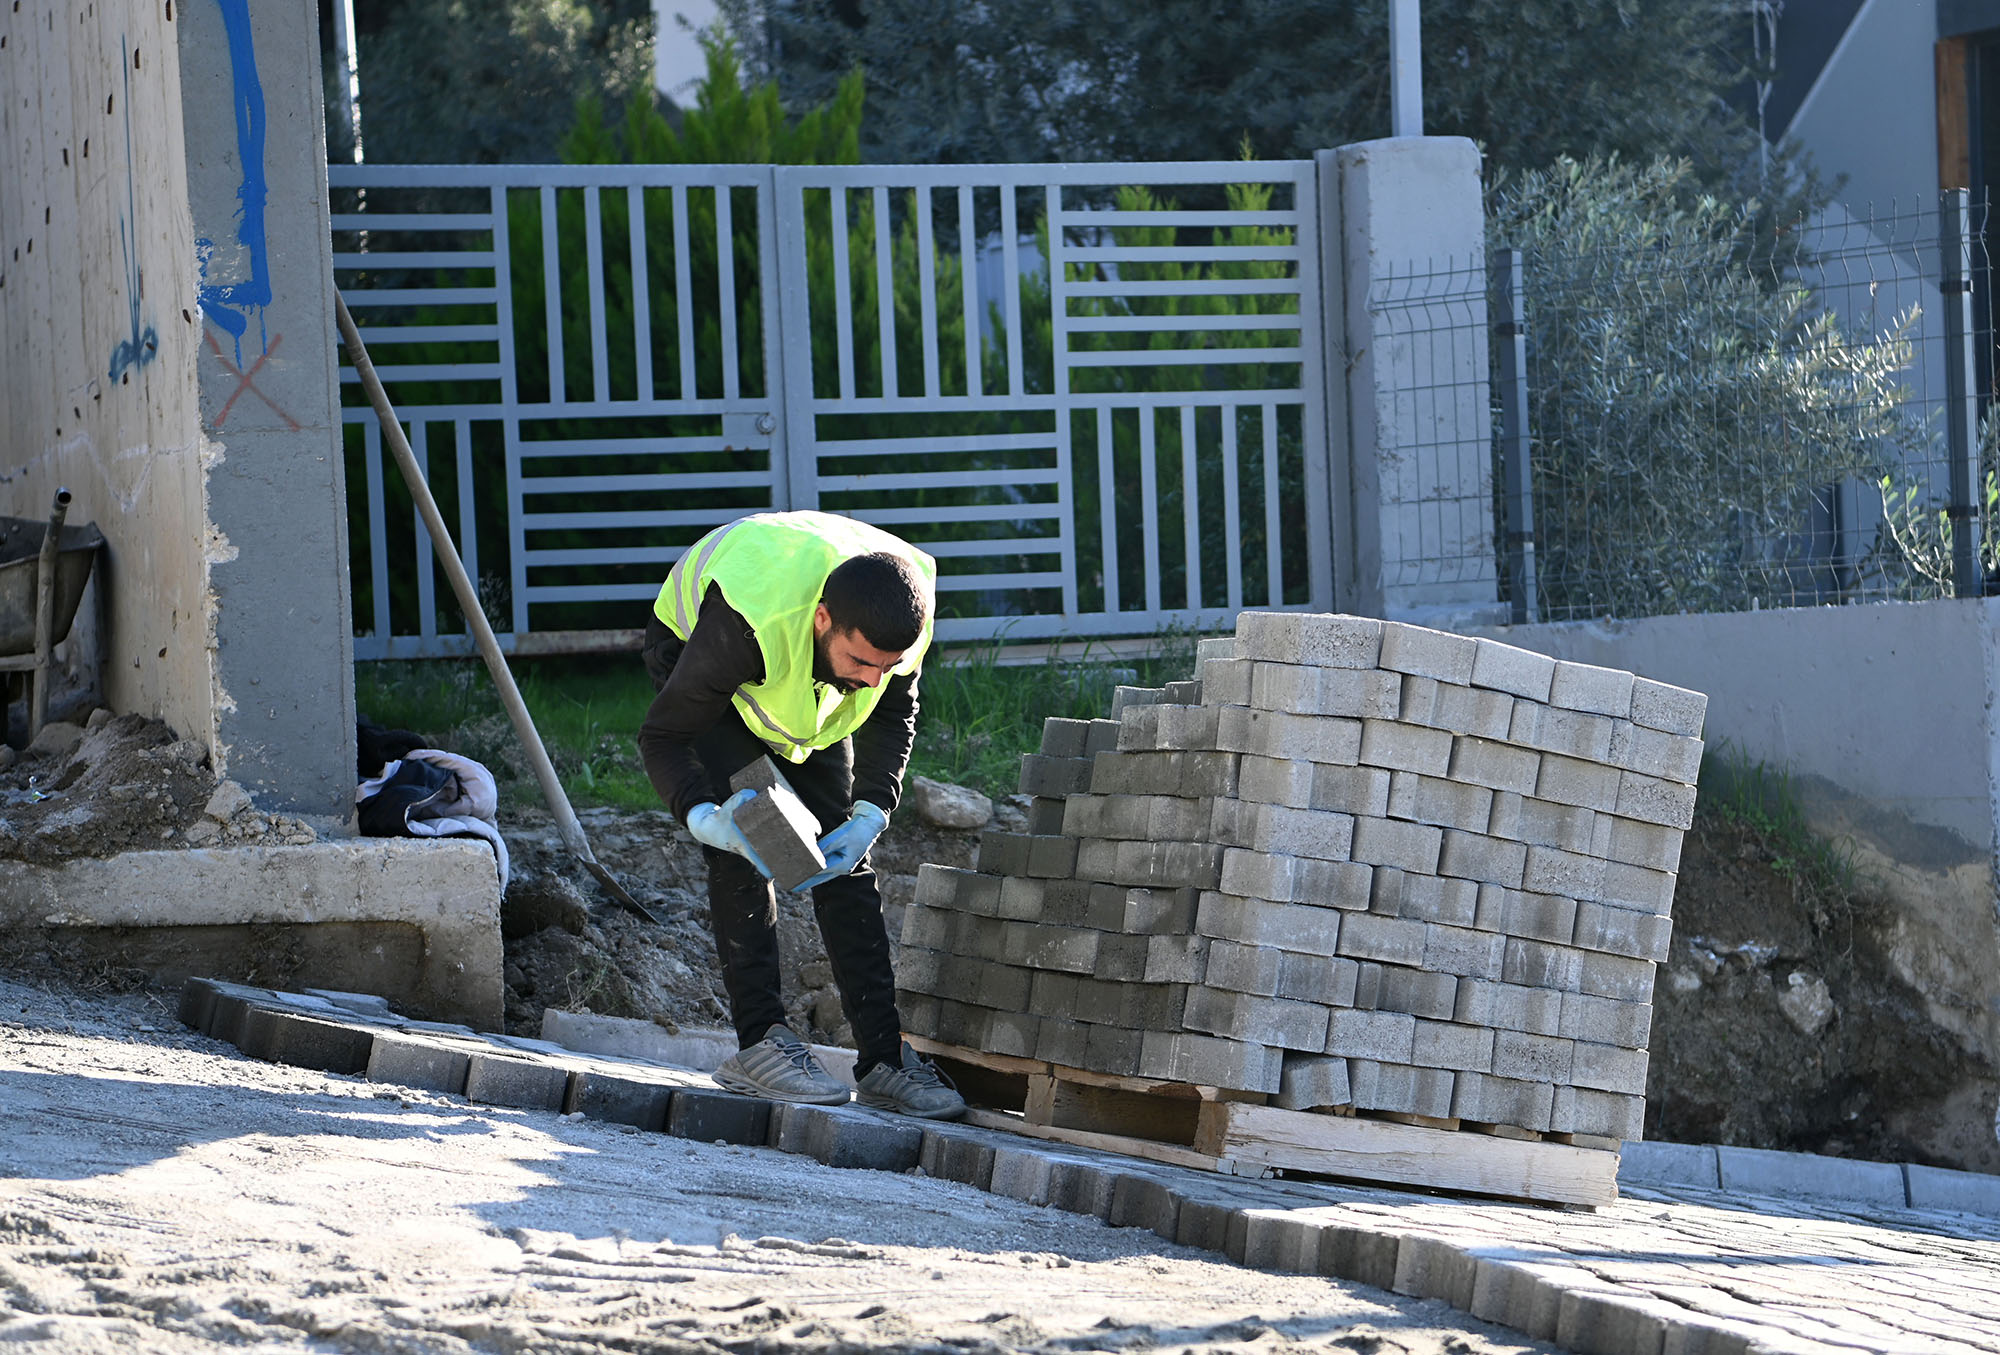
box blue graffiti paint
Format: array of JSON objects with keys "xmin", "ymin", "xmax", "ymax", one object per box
[
  {"xmin": 193, "ymin": 0, "xmax": 271, "ymax": 363},
  {"xmin": 107, "ymin": 37, "xmax": 158, "ymax": 383}
]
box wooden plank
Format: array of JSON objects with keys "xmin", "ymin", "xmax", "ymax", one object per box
[
  {"xmin": 1202, "ymin": 1101, "xmax": 1619, "ymax": 1207},
  {"xmin": 960, "ymin": 1107, "xmax": 1244, "ymax": 1176},
  {"xmin": 909, "ymin": 1034, "xmax": 1214, "ymax": 1100}
]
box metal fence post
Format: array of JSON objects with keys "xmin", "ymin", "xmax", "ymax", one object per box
[
  {"xmin": 1495, "ymin": 248, "xmax": 1538, "ymax": 624},
  {"xmin": 1943, "ymin": 187, "xmax": 1983, "ymax": 599}
]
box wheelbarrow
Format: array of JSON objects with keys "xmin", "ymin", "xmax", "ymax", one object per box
[{"xmin": 0, "ymin": 489, "xmax": 104, "ymax": 746}]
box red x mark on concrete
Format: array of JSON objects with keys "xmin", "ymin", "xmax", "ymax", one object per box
[{"xmin": 205, "ymin": 329, "xmax": 302, "ymax": 430}]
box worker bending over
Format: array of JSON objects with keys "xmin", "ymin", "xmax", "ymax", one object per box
[{"xmin": 639, "ymin": 510, "xmax": 966, "ymax": 1119}]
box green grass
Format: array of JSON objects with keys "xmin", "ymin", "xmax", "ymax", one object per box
[
  {"xmin": 1696, "ymin": 740, "xmax": 1864, "ymax": 907},
  {"xmin": 355, "ymin": 630, "xmax": 1205, "ymax": 812}
]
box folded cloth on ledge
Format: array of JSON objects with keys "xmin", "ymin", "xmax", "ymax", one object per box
[{"xmin": 356, "ymin": 748, "xmax": 510, "ymax": 890}]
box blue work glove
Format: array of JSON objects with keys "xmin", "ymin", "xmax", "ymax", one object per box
[
  {"xmin": 794, "ymin": 801, "xmax": 889, "ymax": 891},
  {"xmin": 684, "ymin": 788, "xmax": 772, "ymax": 878}
]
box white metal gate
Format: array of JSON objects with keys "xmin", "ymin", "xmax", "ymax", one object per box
[{"xmin": 328, "ymin": 160, "xmax": 1333, "ymax": 659}]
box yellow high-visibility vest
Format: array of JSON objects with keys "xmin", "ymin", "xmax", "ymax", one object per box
[{"xmin": 655, "ymin": 512, "xmax": 936, "ymax": 762}]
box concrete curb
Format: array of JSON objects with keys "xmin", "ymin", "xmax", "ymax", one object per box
[
  {"xmin": 1617, "ymin": 1139, "xmax": 2000, "ymax": 1216},
  {"xmin": 179, "ymin": 979, "xmax": 2000, "ymax": 1355}
]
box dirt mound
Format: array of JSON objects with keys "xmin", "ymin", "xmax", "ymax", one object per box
[{"xmin": 0, "ymin": 714, "xmax": 316, "ymax": 864}]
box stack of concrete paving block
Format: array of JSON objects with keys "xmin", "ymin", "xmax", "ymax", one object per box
[{"xmin": 897, "ymin": 612, "xmax": 1706, "ymax": 1141}]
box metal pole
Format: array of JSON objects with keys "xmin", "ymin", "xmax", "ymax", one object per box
[
  {"xmin": 333, "ymin": 0, "xmax": 364, "ymax": 163},
  {"xmin": 1390, "ymin": 0, "xmax": 1423, "ymax": 137},
  {"xmin": 1942, "ymin": 188, "xmax": 1982, "ymax": 598},
  {"xmin": 1495, "ymin": 249, "xmax": 1537, "ymax": 624},
  {"xmin": 28, "ymin": 489, "xmax": 70, "ymax": 741}
]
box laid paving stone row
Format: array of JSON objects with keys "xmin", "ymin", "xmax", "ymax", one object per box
[
  {"xmin": 177, "ymin": 978, "xmax": 2000, "ymax": 1354},
  {"xmin": 897, "ymin": 612, "xmax": 1706, "ymax": 1139}
]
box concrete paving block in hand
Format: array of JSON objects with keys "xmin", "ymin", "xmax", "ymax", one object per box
[
  {"xmin": 367, "ymin": 1034, "xmax": 473, "ymax": 1095},
  {"xmin": 565, "ymin": 1072, "xmax": 672, "ymax": 1130},
  {"xmin": 729, "ymin": 782, "xmax": 827, "ymax": 890},
  {"xmin": 465, "ymin": 1052, "xmax": 572, "ymax": 1112},
  {"xmin": 236, "ymin": 1007, "xmax": 378, "ymax": 1075}
]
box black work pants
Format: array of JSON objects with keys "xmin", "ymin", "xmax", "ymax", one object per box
[{"xmin": 645, "ymin": 646, "xmax": 905, "ymax": 1072}]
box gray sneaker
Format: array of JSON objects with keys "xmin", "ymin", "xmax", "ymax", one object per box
[
  {"xmin": 712, "ymin": 1026, "xmax": 851, "ymax": 1105},
  {"xmin": 855, "ymin": 1045, "xmax": 967, "ymax": 1120}
]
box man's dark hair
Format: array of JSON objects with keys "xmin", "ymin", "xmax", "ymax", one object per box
[{"xmin": 821, "ymin": 551, "xmax": 927, "ymax": 652}]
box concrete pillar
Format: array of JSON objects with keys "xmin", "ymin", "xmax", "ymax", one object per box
[
  {"xmin": 1324, "ymin": 137, "xmax": 1501, "ymax": 626},
  {"xmin": 178, "ymin": 0, "xmax": 355, "ymax": 824}
]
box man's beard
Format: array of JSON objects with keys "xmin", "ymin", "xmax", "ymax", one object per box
[{"xmin": 813, "ymin": 631, "xmax": 864, "ymax": 693}]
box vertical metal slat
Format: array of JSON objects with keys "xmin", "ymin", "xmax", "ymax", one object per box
[
  {"xmin": 917, "ymin": 185, "xmax": 940, "ymax": 399},
  {"xmin": 960, "ymin": 184, "xmax": 979, "ymax": 398},
  {"xmin": 1263, "ymin": 403, "xmax": 1283, "ymax": 606},
  {"xmin": 456, "ymin": 418, "xmax": 478, "ymax": 613},
  {"xmin": 540, "ymin": 184, "xmax": 564, "ymax": 403},
  {"xmin": 874, "ymin": 184, "xmax": 897, "ymax": 399},
  {"xmin": 831, "ymin": 186, "xmax": 856, "ymax": 401},
  {"xmin": 413, "ymin": 421, "xmax": 437, "ymax": 637},
  {"xmin": 1001, "ymin": 184, "xmax": 1024, "ymax": 397},
  {"xmin": 584, "ymin": 187, "xmax": 610, "ymax": 404},
  {"xmin": 1141, "ymin": 407, "xmax": 1163, "ymax": 615},
  {"xmin": 363, "ymin": 418, "xmax": 391, "ymax": 642},
  {"xmin": 1098, "ymin": 405, "xmax": 1120, "ymax": 614},
  {"xmin": 1495, "ymin": 248, "xmax": 1538, "ymax": 624},
  {"xmin": 1944, "ymin": 188, "xmax": 1983, "ymax": 598},
  {"xmin": 674, "ymin": 183, "xmax": 697, "ymax": 401},
  {"xmin": 1222, "ymin": 405, "xmax": 1243, "ymax": 609},
  {"xmin": 717, "ymin": 184, "xmax": 740, "ymax": 401},
  {"xmin": 629, "ymin": 185, "xmax": 653, "ymax": 403}
]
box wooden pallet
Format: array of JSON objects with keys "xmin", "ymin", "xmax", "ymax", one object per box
[{"xmin": 908, "ymin": 1036, "xmax": 1620, "ymax": 1208}]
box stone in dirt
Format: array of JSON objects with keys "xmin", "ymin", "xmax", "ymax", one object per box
[{"xmin": 907, "ymin": 775, "xmax": 994, "ymax": 830}]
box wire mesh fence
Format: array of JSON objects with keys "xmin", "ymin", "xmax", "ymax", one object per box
[{"xmin": 1371, "ymin": 191, "xmax": 1997, "ymax": 623}]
